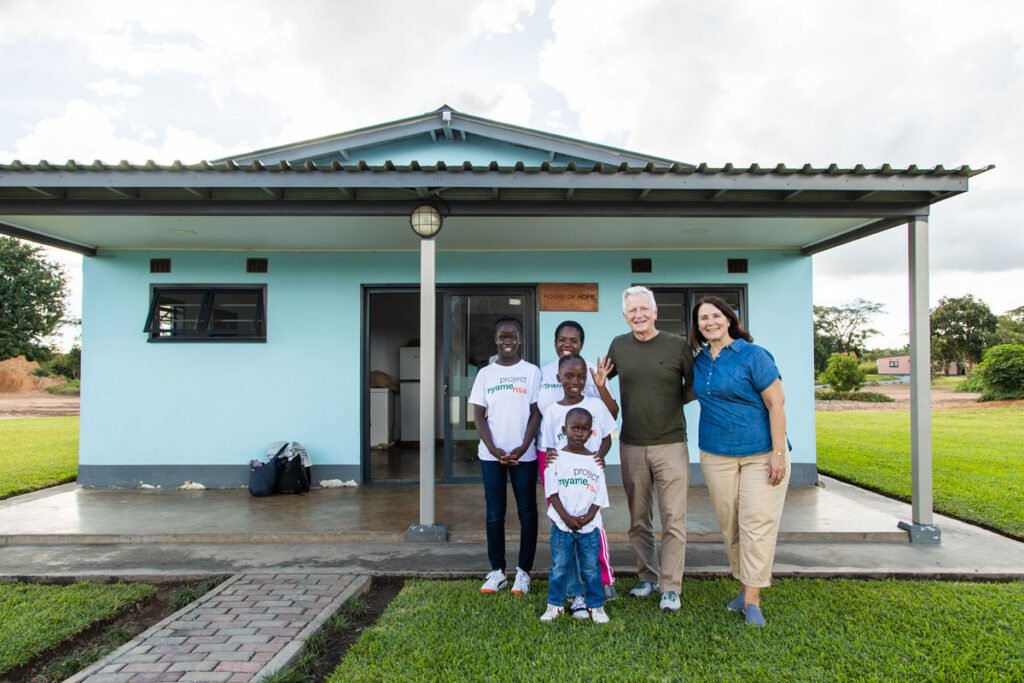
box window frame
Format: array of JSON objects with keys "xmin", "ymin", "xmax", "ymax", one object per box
[
  {"xmin": 638, "ymin": 284, "xmax": 749, "ymax": 339},
  {"xmin": 144, "ymin": 284, "xmax": 267, "ymax": 343}
]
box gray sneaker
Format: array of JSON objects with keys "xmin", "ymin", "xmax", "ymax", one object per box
[
  {"xmin": 659, "ymin": 591, "xmax": 681, "ymax": 611},
  {"xmin": 629, "ymin": 581, "xmax": 658, "ymax": 598},
  {"xmin": 603, "ymin": 584, "xmax": 618, "ymax": 601}
]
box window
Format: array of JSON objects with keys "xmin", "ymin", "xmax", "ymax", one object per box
[
  {"xmin": 144, "ymin": 285, "xmax": 266, "ymax": 342},
  {"xmin": 889, "ymin": 360, "xmax": 900, "ymax": 368},
  {"xmin": 643, "ymin": 285, "xmax": 747, "ymax": 338}
]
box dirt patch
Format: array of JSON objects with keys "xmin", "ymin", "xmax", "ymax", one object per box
[
  {"xmin": 0, "ymin": 357, "xmax": 64, "ymax": 394},
  {"xmin": 0, "ymin": 583, "xmax": 187, "ymax": 683},
  {"xmin": 0, "ymin": 392, "xmax": 79, "ymax": 420},
  {"xmin": 814, "ymin": 380, "xmax": 1003, "ymax": 412},
  {"xmin": 304, "ymin": 577, "xmax": 403, "ymax": 681},
  {"xmin": 0, "ymin": 356, "xmax": 78, "ymax": 420}
]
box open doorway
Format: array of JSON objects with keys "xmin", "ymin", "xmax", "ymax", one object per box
[{"xmin": 363, "ymin": 286, "xmax": 536, "ymax": 484}]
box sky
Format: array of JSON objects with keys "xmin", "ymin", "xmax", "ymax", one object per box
[{"xmin": 2, "ymin": 0, "xmax": 1022, "ymax": 350}]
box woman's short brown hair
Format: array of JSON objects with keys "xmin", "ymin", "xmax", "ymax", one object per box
[{"xmin": 688, "ymin": 296, "xmax": 752, "ymax": 352}]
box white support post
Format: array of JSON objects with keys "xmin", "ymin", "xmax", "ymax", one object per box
[
  {"xmin": 407, "ymin": 237, "xmax": 447, "ymax": 542},
  {"xmin": 419, "ymin": 238, "xmax": 436, "ymax": 526},
  {"xmin": 899, "ymin": 216, "xmax": 941, "ymax": 543}
]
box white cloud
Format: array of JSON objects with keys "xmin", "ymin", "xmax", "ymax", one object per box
[
  {"xmin": 86, "ymin": 78, "xmax": 144, "ymax": 98},
  {"xmin": 3, "ymin": 99, "xmax": 231, "ymax": 162},
  {"xmin": 538, "ymin": 0, "xmax": 1024, "ymax": 294},
  {"xmin": 1, "ymin": 0, "xmax": 538, "ymax": 158}
]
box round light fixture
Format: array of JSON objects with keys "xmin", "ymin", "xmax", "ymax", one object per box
[{"xmin": 410, "ymin": 205, "xmax": 443, "ymax": 239}]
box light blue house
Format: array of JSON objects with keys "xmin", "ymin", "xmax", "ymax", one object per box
[{"xmin": 0, "ymin": 106, "xmax": 988, "ymax": 539}]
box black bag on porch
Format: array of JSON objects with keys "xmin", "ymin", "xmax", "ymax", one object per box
[
  {"xmin": 249, "ymin": 443, "xmax": 287, "ymax": 497},
  {"xmin": 248, "ymin": 460, "xmax": 278, "ymax": 497},
  {"xmin": 272, "ymin": 441, "xmax": 311, "ymax": 494}
]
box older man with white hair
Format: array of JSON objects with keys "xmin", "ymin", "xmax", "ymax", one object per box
[{"xmin": 605, "ymin": 285, "xmax": 695, "ymax": 612}]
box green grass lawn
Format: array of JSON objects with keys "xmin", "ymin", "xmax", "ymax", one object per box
[
  {"xmin": 817, "ymin": 406, "xmax": 1024, "ymax": 538},
  {"xmin": 0, "ymin": 582, "xmax": 155, "ymax": 674},
  {"xmin": 932, "ymin": 375, "xmax": 967, "ymax": 389},
  {"xmin": 0, "ymin": 417, "xmax": 78, "ymax": 499},
  {"xmin": 330, "ymin": 578, "xmax": 1024, "ymax": 682}
]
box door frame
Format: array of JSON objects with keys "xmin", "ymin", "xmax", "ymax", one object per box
[
  {"xmin": 360, "ymin": 284, "xmax": 539, "ymax": 485},
  {"xmin": 439, "ymin": 285, "xmax": 539, "ymax": 483}
]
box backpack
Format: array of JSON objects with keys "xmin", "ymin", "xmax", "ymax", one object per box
[{"xmin": 271, "ymin": 441, "xmax": 312, "ymax": 494}]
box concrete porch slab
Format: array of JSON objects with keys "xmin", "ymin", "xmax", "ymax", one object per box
[
  {"xmin": 0, "ymin": 478, "xmax": 907, "ymax": 546},
  {"xmin": 0, "ymin": 476, "xmax": 1022, "ymax": 581}
]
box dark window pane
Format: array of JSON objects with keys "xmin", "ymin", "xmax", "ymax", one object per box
[
  {"xmin": 651, "ymin": 290, "xmax": 688, "ymax": 337},
  {"xmin": 208, "ymin": 290, "xmax": 261, "ymax": 334},
  {"xmin": 149, "ymin": 290, "xmax": 204, "ymax": 337}
]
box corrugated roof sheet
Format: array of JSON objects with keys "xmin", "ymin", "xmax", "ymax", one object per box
[{"xmin": 0, "ymin": 159, "xmax": 993, "ymax": 176}]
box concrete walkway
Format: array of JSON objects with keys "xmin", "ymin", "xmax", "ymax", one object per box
[{"xmin": 66, "ymin": 572, "xmax": 369, "ymax": 683}]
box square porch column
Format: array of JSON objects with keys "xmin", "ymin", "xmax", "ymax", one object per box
[{"xmin": 898, "ymin": 216, "xmax": 941, "ymax": 543}]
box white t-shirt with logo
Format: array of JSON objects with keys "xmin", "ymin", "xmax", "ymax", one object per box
[
  {"xmin": 537, "ymin": 359, "xmax": 603, "ymax": 415},
  {"xmin": 544, "ymin": 449, "xmax": 609, "ymax": 534},
  {"xmin": 540, "ymin": 396, "xmax": 616, "ymax": 455},
  {"xmin": 468, "ymin": 359, "xmax": 542, "ymax": 463}
]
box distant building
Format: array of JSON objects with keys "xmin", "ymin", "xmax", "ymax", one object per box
[{"xmin": 877, "ymin": 354, "xmax": 910, "ymax": 375}]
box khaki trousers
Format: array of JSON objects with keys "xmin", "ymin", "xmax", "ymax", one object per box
[
  {"xmin": 700, "ymin": 450, "xmax": 790, "ymax": 588},
  {"xmin": 619, "ymin": 442, "xmax": 688, "ymax": 593}
]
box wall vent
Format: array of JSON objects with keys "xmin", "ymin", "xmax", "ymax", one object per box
[
  {"xmin": 727, "ymin": 258, "xmax": 748, "ymax": 274},
  {"xmin": 247, "ymin": 257, "xmax": 269, "ymax": 273},
  {"xmin": 150, "ymin": 258, "xmax": 171, "ymax": 273},
  {"xmin": 631, "ymin": 258, "xmax": 652, "ymax": 273}
]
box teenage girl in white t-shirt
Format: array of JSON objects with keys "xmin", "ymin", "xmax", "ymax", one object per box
[{"xmin": 469, "ymin": 316, "xmax": 542, "ymax": 597}]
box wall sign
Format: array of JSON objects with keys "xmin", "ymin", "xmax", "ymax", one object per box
[{"xmin": 539, "ymin": 283, "xmax": 599, "ymax": 312}]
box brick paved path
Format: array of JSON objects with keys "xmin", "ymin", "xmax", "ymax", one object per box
[{"xmin": 67, "ymin": 572, "xmax": 369, "ymax": 683}]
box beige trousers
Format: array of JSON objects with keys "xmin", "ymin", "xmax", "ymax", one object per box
[
  {"xmin": 619, "ymin": 442, "xmax": 688, "ymax": 593},
  {"xmin": 700, "ymin": 449, "xmax": 790, "ymax": 588}
]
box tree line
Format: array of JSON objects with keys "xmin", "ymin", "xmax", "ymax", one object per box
[{"xmin": 814, "ymin": 294, "xmax": 1024, "ymax": 401}]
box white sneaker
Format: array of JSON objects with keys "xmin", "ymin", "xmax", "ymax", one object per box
[
  {"xmin": 480, "ymin": 569, "xmax": 507, "ymax": 593},
  {"xmin": 590, "ymin": 607, "xmax": 610, "ymax": 624},
  {"xmin": 629, "ymin": 581, "xmax": 658, "ymax": 597},
  {"xmin": 511, "ymin": 567, "xmax": 530, "ymax": 595},
  {"xmin": 570, "ymin": 595, "xmax": 590, "ymax": 619},
  {"xmin": 540, "ymin": 604, "xmax": 563, "ymax": 622},
  {"xmin": 659, "ymin": 591, "xmax": 681, "ymax": 612}
]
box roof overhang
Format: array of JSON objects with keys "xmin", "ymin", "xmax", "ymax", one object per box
[{"xmin": 0, "ymin": 160, "xmax": 991, "ymax": 257}]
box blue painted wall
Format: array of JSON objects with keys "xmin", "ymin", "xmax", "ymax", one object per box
[{"xmin": 80, "ymin": 248, "xmax": 814, "ymax": 483}]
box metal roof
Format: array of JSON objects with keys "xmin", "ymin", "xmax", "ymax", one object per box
[{"xmin": 0, "ymin": 104, "xmax": 994, "ymax": 257}]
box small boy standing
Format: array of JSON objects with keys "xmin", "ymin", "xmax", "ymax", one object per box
[{"xmin": 540, "ymin": 407, "xmax": 611, "ymax": 624}]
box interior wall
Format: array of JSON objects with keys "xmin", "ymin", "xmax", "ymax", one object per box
[{"xmin": 368, "ymin": 292, "xmax": 418, "ymax": 384}]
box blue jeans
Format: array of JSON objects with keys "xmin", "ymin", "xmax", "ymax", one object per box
[
  {"xmin": 480, "ymin": 459, "xmax": 538, "ymax": 573},
  {"xmin": 547, "ymin": 524, "xmax": 604, "ymax": 609}
]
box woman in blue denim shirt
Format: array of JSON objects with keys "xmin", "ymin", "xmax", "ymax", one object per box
[{"xmin": 689, "ymin": 296, "xmax": 790, "ymax": 627}]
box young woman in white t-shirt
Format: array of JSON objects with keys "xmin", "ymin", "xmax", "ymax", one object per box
[{"xmin": 468, "ymin": 317, "xmax": 542, "ymax": 596}]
